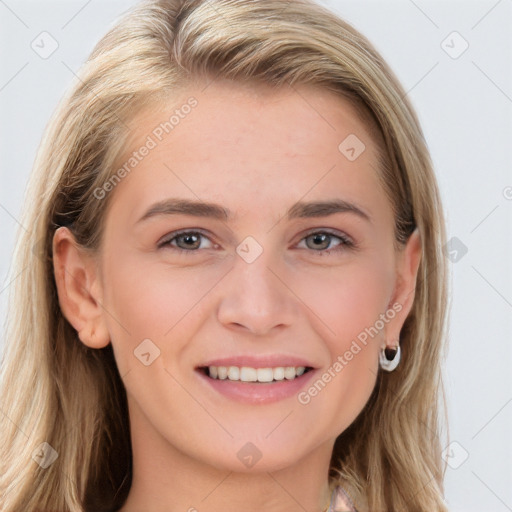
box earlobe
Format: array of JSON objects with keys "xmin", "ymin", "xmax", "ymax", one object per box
[{"xmin": 52, "ymin": 227, "xmax": 110, "ymax": 349}]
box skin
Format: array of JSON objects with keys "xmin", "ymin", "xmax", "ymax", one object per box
[{"xmin": 53, "ymin": 79, "xmax": 421, "ymax": 512}]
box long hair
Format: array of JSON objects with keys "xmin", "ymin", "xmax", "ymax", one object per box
[{"xmin": 0, "ymin": 1, "xmax": 448, "ymax": 510}]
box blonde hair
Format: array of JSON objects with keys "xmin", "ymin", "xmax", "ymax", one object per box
[{"xmin": 0, "ymin": 1, "xmax": 448, "ymax": 510}]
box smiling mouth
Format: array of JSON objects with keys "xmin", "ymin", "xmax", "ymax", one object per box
[{"xmin": 199, "ymin": 365, "xmax": 314, "ymax": 383}]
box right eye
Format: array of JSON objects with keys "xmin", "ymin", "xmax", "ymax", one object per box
[{"xmin": 158, "ymin": 230, "xmax": 217, "ymax": 252}]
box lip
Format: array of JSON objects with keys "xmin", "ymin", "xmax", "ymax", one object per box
[
  {"xmin": 199, "ymin": 355, "xmax": 316, "ymax": 369},
  {"xmin": 195, "ymin": 356, "xmax": 317, "ymax": 405}
]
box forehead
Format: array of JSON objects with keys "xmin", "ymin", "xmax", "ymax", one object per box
[
  {"xmin": 106, "ymin": 80, "xmax": 391, "ymax": 229},
  {"xmin": 131, "ymin": 79, "xmax": 378, "ymax": 152}
]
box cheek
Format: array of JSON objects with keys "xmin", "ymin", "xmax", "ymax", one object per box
[
  {"xmin": 292, "ymin": 255, "xmax": 395, "ymax": 349},
  {"xmin": 99, "ymin": 253, "xmax": 226, "ymax": 372},
  {"xmin": 291, "ymin": 256, "xmax": 395, "ymax": 423}
]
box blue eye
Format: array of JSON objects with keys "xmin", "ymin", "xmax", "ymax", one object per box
[
  {"xmin": 158, "ymin": 231, "xmax": 214, "ymax": 251},
  {"xmin": 297, "ymin": 231, "xmax": 353, "ymax": 253}
]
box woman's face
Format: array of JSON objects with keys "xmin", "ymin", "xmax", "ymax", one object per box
[{"xmin": 57, "ymin": 80, "xmax": 420, "ymax": 473}]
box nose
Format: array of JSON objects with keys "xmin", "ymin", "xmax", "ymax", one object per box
[{"xmin": 216, "ymin": 249, "xmax": 297, "ymax": 336}]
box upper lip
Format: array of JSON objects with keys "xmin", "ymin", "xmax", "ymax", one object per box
[{"xmin": 197, "ymin": 355, "xmax": 316, "ymax": 369}]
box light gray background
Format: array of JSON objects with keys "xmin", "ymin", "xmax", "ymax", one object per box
[{"xmin": 1, "ymin": 1, "xmax": 511, "ymax": 510}]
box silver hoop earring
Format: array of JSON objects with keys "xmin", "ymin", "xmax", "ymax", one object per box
[{"xmin": 379, "ymin": 345, "xmax": 401, "ymax": 372}]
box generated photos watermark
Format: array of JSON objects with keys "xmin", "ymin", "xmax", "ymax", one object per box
[
  {"xmin": 93, "ymin": 96, "xmax": 198, "ymax": 200},
  {"xmin": 297, "ymin": 302, "xmax": 402, "ymax": 405}
]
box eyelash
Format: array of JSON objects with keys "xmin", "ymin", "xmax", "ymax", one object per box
[{"xmin": 157, "ymin": 229, "xmax": 355, "ymax": 255}]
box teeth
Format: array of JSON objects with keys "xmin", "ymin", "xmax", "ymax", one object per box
[
  {"xmin": 257, "ymin": 368, "xmax": 273, "ymax": 382},
  {"xmin": 284, "ymin": 366, "xmax": 296, "ymax": 380},
  {"xmin": 240, "ymin": 367, "xmax": 257, "ymax": 382},
  {"xmin": 207, "ymin": 365, "xmax": 307, "ymax": 382},
  {"xmin": 228, "ymin": 366, "xmax": 240, "ymax": 380},
  {"xmin": 273, "ymin": 367, "xmax": 285, "ymax": 381}
]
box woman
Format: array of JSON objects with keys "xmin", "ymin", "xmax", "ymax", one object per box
[{"xmin": 0, "ymin": 0, "xmax": 448, "ymax": 510}]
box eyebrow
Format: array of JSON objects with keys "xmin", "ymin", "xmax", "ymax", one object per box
[{"xmin": 137, "ymin": 198, "xmax": 371, "ymax": 224}]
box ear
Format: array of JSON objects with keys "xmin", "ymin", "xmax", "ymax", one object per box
[
  {"xmin": 385, "ymin": 228, "xmax": 422, "ymax": 345},
  {"xmin": 52, "ymin": 227, "xmax": 110, "ymax": 349}
]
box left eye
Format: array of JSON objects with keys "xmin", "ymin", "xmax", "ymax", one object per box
[{"xmin": 296, "ymin": 232, "xmax": 352, "ymax": 252}]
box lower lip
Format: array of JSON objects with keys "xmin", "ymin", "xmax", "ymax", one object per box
[{"xmin": 196, "ymin": 369, "xmax": 317, "ymax": 404}]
